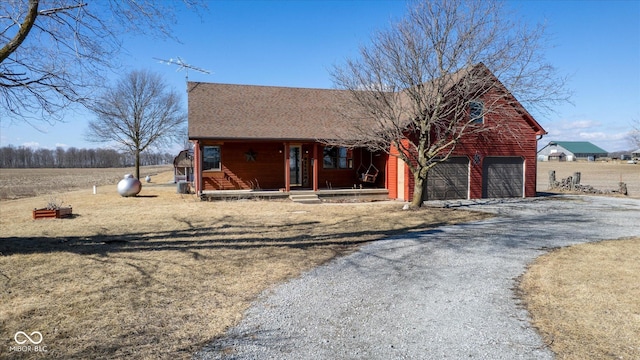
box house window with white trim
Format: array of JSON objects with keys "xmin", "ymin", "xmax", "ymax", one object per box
[
  {"xmin": 203, "ymin": 145, "xmax": 221, "ymax": 171},
  {"xmin": 470, "ymin": 101, "xmax": 484, "ymax": 124}
]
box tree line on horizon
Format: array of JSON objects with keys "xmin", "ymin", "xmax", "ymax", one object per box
[{"xmin": 0, "ymin": 145, "xmax": 174, "ymax": 169}]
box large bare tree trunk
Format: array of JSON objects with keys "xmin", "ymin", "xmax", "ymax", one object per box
[{"xmin": 411, "ymin": 173, "xmax": 425, "ymax": 208}]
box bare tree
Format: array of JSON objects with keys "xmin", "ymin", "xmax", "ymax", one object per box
[
  {"xmin": 0, "ymin": 0, "xmax": 203, "ymax": 124},
  {"xmin": 330, "ymin": 0, "xmax": 569, "ymax": 207},
  {"xmin": 629, "ymin": 117, "xmax": 640, "ymax": 150},
  {"xmin": 86, "ymin": 70, "xmax": 185, "ymax": 179}
]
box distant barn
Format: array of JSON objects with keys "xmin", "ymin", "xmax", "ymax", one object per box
[
  {"xmin": 173, "ymin": 149, "xmax": 194, "ymax": 183},
  {"xmin": 538, "ymin": 141, "xmax": 608, "ymax": 161}
]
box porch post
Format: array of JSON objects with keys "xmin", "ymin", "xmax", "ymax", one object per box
[
  {"xmin": 312, "ymin": 143, "xmax": 319, "ymax": 191},
  {"xmin": 384, "ymin": 153, "xmax": 389, "ymax": 190},
  {"xmin": 193, "ymin": 140, "xmax": 201, "ymax": 194},
  {"xmin": 284, "ymin": 142, "xmax": 291, "ymax": 192}
]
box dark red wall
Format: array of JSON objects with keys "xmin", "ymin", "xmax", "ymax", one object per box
[
  {"xmin": 200, "ymin": 141, "xmax": 284, "ymax": 190},
  {"xmin": 392, "ymin": 94, "xmax": 540, "ymax": 201}
]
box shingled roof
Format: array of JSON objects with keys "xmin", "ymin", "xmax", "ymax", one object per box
[
  {"xmin": 188, "ymin": 83, "xmax": 361, "ymax": 141},
  {"xmin": 188, "ymin": 63, "xmax": 545, "ymax": 141}
]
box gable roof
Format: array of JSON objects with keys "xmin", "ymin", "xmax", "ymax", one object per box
[
  {"xmin": 547, "ymin": 141, "xmax": 608, "ymax": 154},
  {"xmin": 188, "ymin": 63, "xmax": 546, "ymax": 141},
  {"xmin": 188, "ymin": 83, "xmax": 359, "ymax": 141}
]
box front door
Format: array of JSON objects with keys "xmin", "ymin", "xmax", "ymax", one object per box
[{"xmin": 289, "ymin": 145, "xmax": 302, "ymax": 186}]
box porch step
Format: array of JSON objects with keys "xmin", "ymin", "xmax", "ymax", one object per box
[{"xmin": 289, "ymin": 193, "xmax": 322, "ymax": 204}]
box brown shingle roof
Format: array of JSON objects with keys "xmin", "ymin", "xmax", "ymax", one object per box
[
  {"xmin": 188, "ymin": 83, "xmax": 361, "ymax": 141},
  {"xmin": 188, "ymin": 64, "xmax": 546, "ymax": 141}
]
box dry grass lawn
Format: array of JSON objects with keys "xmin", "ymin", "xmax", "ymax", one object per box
[
  {"xmin": 537, "ymin": 161, "xmax": 640, "ymax": 198},
  {"xmin": 3, "ymin": 165, "xmax": 638, "ymax": 359},
  {"xmin": 519, "ymin": 238, "xmax": 640, "ymax": 359},
  {"xmin": 0, "ymin": 169, "xmax": 488, "ymax": 359}
]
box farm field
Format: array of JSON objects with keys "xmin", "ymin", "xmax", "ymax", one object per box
[
  {"xmin": 0, "ymin": 168, "xmax": 487, "ymax": 359},
  {"xmin": 537, "ymin": 160, "xmax": 640, "ymax": 197},
  {"xmin": 0, "ymin": 166, "xmax": 171, "ymax": 200}
]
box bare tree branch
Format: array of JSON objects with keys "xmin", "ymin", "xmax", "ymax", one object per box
[
  {"xmin": 629, "ymin": 117, "xmax": 640, "ymax": 150},
  {"xmin": 0, "ymin": 0, "xmax": 206, "ymax": 124},
  {"xmin": 329, "ymin": 0, "xmax": 570, "ymax": 207},
  {"xmin": 0, "ymin": 0, "xmax": 38, "ymax": 63}
]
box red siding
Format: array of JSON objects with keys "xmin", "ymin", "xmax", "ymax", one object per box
[
  {"xmin": 386, "ymin": 148, "xmax": 398, "ymax": 199},
  {"xmin": 201, "ymin": 141, "xmax": 285, "ymax": 191},
  {"xmin": 193, "ymin": 140, "xmax": 202, "ymax": 193},
  {"xmin": 403, "ymin": 94, "xmax": 541, "ymax": 201}
]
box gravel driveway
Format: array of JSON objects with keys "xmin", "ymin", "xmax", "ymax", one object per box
[{"xmin": 195, "ymin": 195, "xmax": 640, "ymax": 359}]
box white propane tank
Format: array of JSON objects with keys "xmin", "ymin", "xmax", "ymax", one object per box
[{"xmin": 117, "ymin": 174, "xmax": 142, "ymax": 197}]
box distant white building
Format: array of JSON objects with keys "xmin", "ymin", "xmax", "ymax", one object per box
[
  {"xmin": 538, "ymin": 141, "xmax": 608, "ymax": 161},
  {"xmin": 632, "ymin": 149, "xmax": 640, "ymax": 159}
]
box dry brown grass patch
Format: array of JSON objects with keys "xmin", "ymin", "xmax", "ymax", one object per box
[
  {"xmin": 0, "ymin": 169, "xmax": 488, "ymax": 359},
  {"xmin": 518, "ymin": 238, "xmax": 640, "ymax": 359},
  {"xmin": 537, "ymin": 161, "xmax": 640, "ymax": 198}
]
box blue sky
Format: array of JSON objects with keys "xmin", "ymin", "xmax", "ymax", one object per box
[{"xmin": 1, "ymin": 0, "xmax": 639, "ymax": 152}]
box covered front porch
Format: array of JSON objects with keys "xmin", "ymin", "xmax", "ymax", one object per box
[{"xmin": 193, "ymin": 140, "xmax": 387, "ymax": 195}]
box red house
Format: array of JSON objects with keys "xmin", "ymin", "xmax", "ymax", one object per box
[{"xmin": 188, "ymin": 67, "xmax": 546, "ymax": 202}]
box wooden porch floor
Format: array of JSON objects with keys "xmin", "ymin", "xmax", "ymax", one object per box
[{"xmin": 200, "ymin": 188, "xmax": 389, "ymax": 202}]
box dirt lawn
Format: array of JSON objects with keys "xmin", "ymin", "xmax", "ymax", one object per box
[{"xmin": 0, "ymin": 169, "xmax": 487, "ymax": 359}]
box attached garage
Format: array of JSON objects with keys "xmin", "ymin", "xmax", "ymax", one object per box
[
  {"xmin": 424, "ymin": 157, "xmax": 469, "ymax": 200},
  {"xmin": 482, "ymin": 157, "xmax": 524, "ymax": 198}
]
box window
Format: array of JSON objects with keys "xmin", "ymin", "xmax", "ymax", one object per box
[
  {"xmin": 323, "ymin": 147, "xmax": 351, "ymax": 169},
  {"xmin": 202, "ymin": 145, "xmax": 221, "ymax": 171},
  {"xmin": 470, "ymin": 101, "xmax": 484, "ymax": 124}
]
